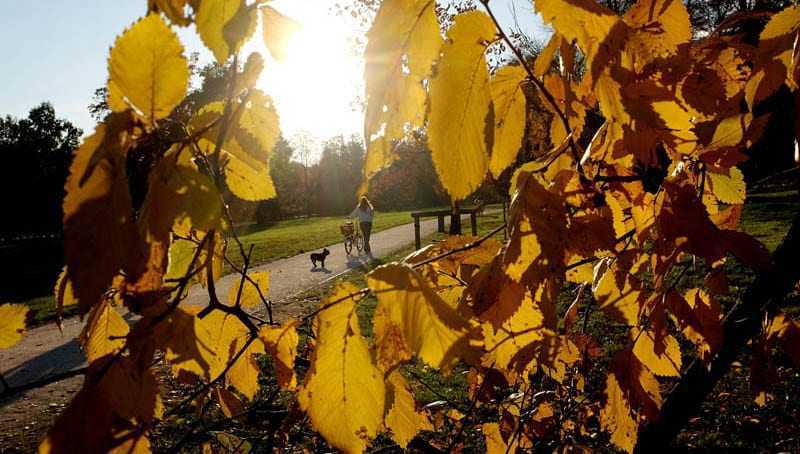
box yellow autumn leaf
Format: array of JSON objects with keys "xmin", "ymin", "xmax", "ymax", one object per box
[
  {"xmin": 0, "ymin": 304, "xmax": 28, "ymax": 349},
  {"xmin": 63, "ymin": 118, "xmax": 140, "ymax": 314},
  {"xmin": 228, "ymin": 271, "xmax": 269, "ymax": 308},
  {"xmin": 385, "ymin": 371, "xmax": 432, "ymax": 448},
  {"xmin": 593, "ymin": 262, "xmax": 642, "ymax": 325},
  {"xmin": 482, "ymin": 295, "xmax": 545, "ymax": 378},
  {"xmin": 236, "ymin": 89, "xmax": 281, "ymax": 155},
  {"xmin": 164, "ymin": 238, "xmax": 197, "ymax": 284},
  {"xmin": 631, "ymin": 328, "xmax": 682, "ymax": 377},
  {"xmin": 148, "ymin": 0, "xmax": 191, "ymax": 26},
  {"xmin": 261, "ymin": 6, "xmax": 300, "ymax": 61},
  {"xmin": 667, "ymin": 289, "xmax": 723, "ymax": 363},
  {"xmin": 79, "ymin": 300, "xmax": 129, "ymax": 364},
  {"xmin": 428, "ymin": 11, "xmax": 495, "ymax": 200},
  {"xmin": 226, "ymin": 334, "xmax": 265, "ymax": 400},
  {"xmin": 259, "ymin": 320, "xmax": 299, "ymax": 390},
  {"xmin": 54, "ymin": 267, "xmax": 78, "ymax": 328},
  {"xmin": 600, "ymin": 369, "xmax": 638, "ymax": 453},
  {"xmin": 363, "ymin": 0, "xmax": 441, "ymax": 187},
  {"xmin": 235, "ymin": 52, "xmax": 265, "ymax": 95},
  {"xmin": 368, "ymin": 263, "xmax": 476, "ymax": 371},
  {"xmin": 483, "ymin": 422, "xmax": 524, "ymax": 453},
  {"xmin": 709, "ymin": 113, "xmax": 749, "ymax": 149},
  {"xmin": 223, "ymin": 141, "xmax": 277, "ymax": 201},
  {"xmin": 108, "ymin": 13, "xmax": 189, "ymax": 124},
  {"xmin": 534, "ymin": 0, "xmax": 620, "ymax": 80},
  {"xmin": 298, "ymin": 282, "xmax": 385, "ymax": 454},
  {"xmin": 196, "ymin": 0, "xmax": 255, "ymax": 63},
  {"xmin": 759, "ymin": 5, "xmax": 800, "ymax": 76},
  {"xmin": 623, "ymin": 0, "xmax": 691, "ymax": 67},
  {"xmin": 489, "ymin": 64, "xmax": 528, "ymax": 177},
  {"xmin": 503, "ymin": 168, "xmax": 568, "ymax": 296},
  {"xmin": 707, "ymin": 167, "xmax": 745, "ymax": 205},
  {"xmin": 106, "ymin": 79, "xmax": 127, "ymax": 113},
  {"xmin": 140, "ymin": 145, "xmax": 222, "ymax": 241},
  {"xmin": 533, "ymin": 33, "xmax": 562, "ymax": 77},
  {"xmin": 163, "ymin": 308, "xmax": 255, "ymax": 384},
  {"xmin": 39, "ymin": 357, "xmax": 163, "ymax": 453}
]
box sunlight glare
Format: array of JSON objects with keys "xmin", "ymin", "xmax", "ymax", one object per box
[{"xmin": 254, "ymin": 1, "xmax": 364, "ymax": 148}]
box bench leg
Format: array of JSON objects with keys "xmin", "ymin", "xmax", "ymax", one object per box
[
  {"xmin": 414, "ymin": 217, "xmax": 421, "ymax": 250},
  {"xmin": 471, "ymin": 213, "xmax": 477, "ymax": 236},
  {"xmin": 437, "ymin": 215, "xmax": 445, "ymax": 233}
]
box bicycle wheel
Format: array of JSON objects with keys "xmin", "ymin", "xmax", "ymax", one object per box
[
  {"xmin": 344, "ymin": 236, "xmax": 353, "ymax": 255},
  {"xmin": 355, "ymin": 232, "xmax": 364, "ymax": 253}
]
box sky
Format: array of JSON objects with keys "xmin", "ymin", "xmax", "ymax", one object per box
[{"xmin": 0, "ymin": 0, "xmax": 549, "ymax": 157}]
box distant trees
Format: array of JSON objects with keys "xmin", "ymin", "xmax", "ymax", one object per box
[
  {"xmin": 0, "ymin": 103, "xmax": 82, "ymax": 236},
  {"xmin": 255, "ymin": 132, "xmax": 449, "ymax": 221}
]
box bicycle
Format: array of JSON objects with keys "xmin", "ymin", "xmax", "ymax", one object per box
[{"xmin": 340, "ymin": 220, "xmax": 364, "ymax": 256}]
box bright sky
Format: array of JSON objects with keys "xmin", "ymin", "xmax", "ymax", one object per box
[{"xmin": 0, "ymin": 0, "xmax": 549, "ymax": 156}]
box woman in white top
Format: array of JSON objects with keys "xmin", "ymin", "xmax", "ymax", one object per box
[{"xmin": 350, "ymin": 196, "xmax": 374, "ymax": 254}]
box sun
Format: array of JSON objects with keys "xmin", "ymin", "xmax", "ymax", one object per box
[{"xmin": 254, "ymin": 1, "xmax": 364, "ymax": 145}]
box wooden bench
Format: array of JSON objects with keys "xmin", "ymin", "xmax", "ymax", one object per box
[{"xmin": 410, "ymin": 206, "xmax": 481, "ymax": 250}]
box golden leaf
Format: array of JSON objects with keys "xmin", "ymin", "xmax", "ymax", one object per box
[
  {"xmin": 482, "ymin": 295, "xmax": 545, "ymax": 378},
  {"xmin": 228, "ymin": 271, "xmax": 269, "ymax": 308},
  {"xmin": 226, "ymin": 333, "xmax": 265, "ymax": 400},
  {"xmin": 197, "ymin": 0, "xmax": 254, "ymax": 63},
  {"xmin": 489, "ymin": 65, "xmax": 528, "ymax": 177},
  {"xmin": 80, "ymin": 300, "xmax": 129, "ymax": 364},
  {"xmin": 0, "ymin": 304, "xmax": 28, "ymax": 349},
  {"xmin": 261, "ymin": 6, "xmax": 300, "ymax": 61},
  {"xmin": 504, "ymin": 168, "xmax": 568, "ymax": 293},
  {"xmin": 108, "ymin": 13, "xmax": 189, "ymax": 124},
  {"xmin": 667, "ymin": 289, "xmax": 723, "ymax": 363},
  {"xmin": 600, "ymin": 368, "xmax": 638, "ymax": 453},
  {"xmin": 483, "ymin": 422, "xmax": 523, "ymax": 454},
  {"xmin": 236, "ymin": 89, "xmax": 281, "ymax": 155},
  {"xmin": 148, "ymin": 0, "xmax": 191, "ymax": 26},
  {"xmin": 631, "ymin": 328, "xmax": 682, "ymax": 377},
  {"xmin": 161, "ymin": 308, "xmax": 263, "ymax": 398},
  {"xmin": 39, "ymin": 358, "xmax": 163, "ymax": 453},
  {"xmin": 428, "ymin": 11, "xmax": 495, "ymax": 200},
  {"xmin": 593, "ymin": 262, "xmax": 642, "ymax": 325},
  {"xmin": 759, "ymin": 5, "xmax": 800, "ymax": 78},
  {"xmin": 222, "ymin": 141, "xmax": 277, "ymax": 201},
  {"xmin": 707, "ymin": 167, "xmax": 745, "ymax": 205},
  {"xmin": 368, "ymin": 263, "xmax": 477, "ymax": 371},
  {"xmin": 623, "ymin": 0, "xmax": 691, "ymax": 67},
  {"xmin": 363, "ymin": 0, "xmax": 441, "ymax": 187},
  {"xmin": 298, "ymin": 282, "xmax": 385, "ymax": 454},
  {"xmin": 259, "ymin": 320, "xmax": 299, "ymax": 390},
  {"xmin": 63, "ymin": 119, "xmax": 140, "ymax": 313},
  {"xmin": 385, "ymin": 371, "xmax": 432, "ymax": 448}
]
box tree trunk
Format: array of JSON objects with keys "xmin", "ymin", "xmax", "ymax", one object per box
[
  {"xmin": 635, "ymin": 212, "xmax": 800, "ymax": 452},
  {"xmin": 449, "ymin": 200, "xmax": 461, "ymax": 235}
]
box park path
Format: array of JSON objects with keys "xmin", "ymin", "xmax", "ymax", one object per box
[{"xmin": 0, "ymin": 214, "xmax": 464, "ymax": 449}]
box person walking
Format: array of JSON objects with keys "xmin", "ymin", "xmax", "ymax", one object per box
[{"xmin": 350, "ymin": 196, "xmax": 374, "ymax": 255}]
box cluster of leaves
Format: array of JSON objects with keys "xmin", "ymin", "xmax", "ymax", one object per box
[
  {"xmin": 357, "ymin": 0, "xmax": 800, "ymax": 451},
  {"xmin": 2, "ymin": 0, "xmax": 800, "ymax": 452}
]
